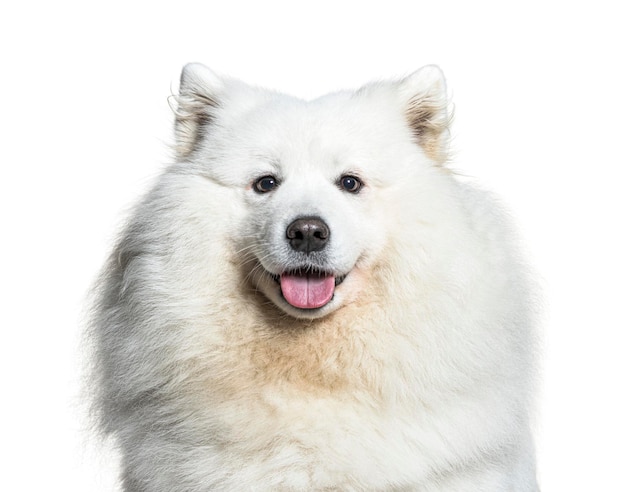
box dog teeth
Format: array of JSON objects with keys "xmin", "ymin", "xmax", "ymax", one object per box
[{"xmin": 269, "ymin": 270, "xmax": 347, "ymax": 286}]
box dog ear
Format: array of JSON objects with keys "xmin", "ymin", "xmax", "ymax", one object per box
[
  {"xmin": 400, "ymin": 66, "xmax": 451, "ymax": 164},
  {"xmin": 173, "ymin": 63, "xmax": 224, "ymax": 159}
]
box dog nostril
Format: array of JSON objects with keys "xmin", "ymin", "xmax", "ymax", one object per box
[{"xmin": 286, "ymin": 217, "xmax": 330, "ymax": 253}]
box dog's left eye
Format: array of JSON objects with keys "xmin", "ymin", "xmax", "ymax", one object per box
[
  {"xmin": 253, "ymin": 175, "xmax": 279, "ymax": 193},
  {"xmin": 338, "ymin": 175, "xmax": 363, "ymax": 193}
]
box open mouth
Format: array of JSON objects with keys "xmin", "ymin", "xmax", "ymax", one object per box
[{"xmin": 269, "ymin": 268, "xmax": 347, "ymax": 310}]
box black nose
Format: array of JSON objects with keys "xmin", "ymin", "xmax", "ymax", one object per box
[{"xmin": 286, "ymin": 217, "xmax": 330, "ymax": 253}]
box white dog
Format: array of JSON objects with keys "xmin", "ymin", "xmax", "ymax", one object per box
[{"xmin": 89, "ymin": 63, "xmax": 539, "ymax": 491}]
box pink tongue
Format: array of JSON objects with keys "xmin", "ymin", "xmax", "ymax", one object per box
[{"xmin": 280, "ymin": 273, "xmax": 335, "ymax": 309}]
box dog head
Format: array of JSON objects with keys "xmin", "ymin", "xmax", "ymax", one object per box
[{"xmin": 173, "ymin": 64, "xmax": 451, "ymax": 319}]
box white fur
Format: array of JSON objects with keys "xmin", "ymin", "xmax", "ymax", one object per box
[{"xmin": 88, "ymin": 64, "xmax": 539, "ymax": 491}]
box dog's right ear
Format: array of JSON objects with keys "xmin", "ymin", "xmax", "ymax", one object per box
[{"xmin": 173, "ymin": 63, "xmax": 224, "ymax": 159}]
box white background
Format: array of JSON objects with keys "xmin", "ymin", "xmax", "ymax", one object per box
[{"xmin": 1, "ymin": 1, "xmax": 624, "ymax": 490}]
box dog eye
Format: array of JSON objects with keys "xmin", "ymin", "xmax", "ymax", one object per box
[
  {"xmin": 253, "ymin": 175, "xmax": 279, "ymax": 193},
  {"xmin": 338, "ymin": 175, "xmax": 363, "ymax": 193}
]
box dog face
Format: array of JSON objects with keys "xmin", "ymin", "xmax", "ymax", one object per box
[{"xmin": 174, "ymin": 64, "xmax": 449, "ymax": 319}]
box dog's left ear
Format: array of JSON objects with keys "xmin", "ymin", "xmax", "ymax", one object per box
[{"xmin": 400, "ymin": 66, "xmax": 451, "ymax": 164}]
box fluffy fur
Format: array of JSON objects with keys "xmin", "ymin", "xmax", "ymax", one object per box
[{"xmin": 88, "ymin": 64, "xmax": 539, "ymax": 491}]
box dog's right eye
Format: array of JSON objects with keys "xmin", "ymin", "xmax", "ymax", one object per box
[{"xmin": 253, "ymin": 175, "xmax": 279, "ymax": 193}]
